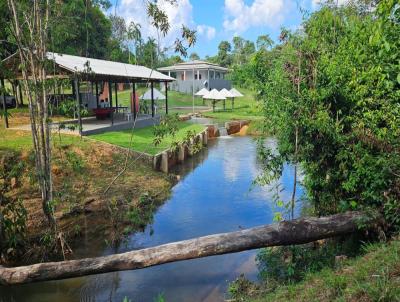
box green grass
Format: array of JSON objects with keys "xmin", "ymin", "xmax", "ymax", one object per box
[
  {"xmin": 89, "ymin": 122, "xmax": 205, "ymax": 155},
  {"xmin": 202, "ymin": 88, "xmax": 263, "ymax": 122},
  {"xmin": 249, "ymin": 239, "xmax": 400, "ymax": 302}
]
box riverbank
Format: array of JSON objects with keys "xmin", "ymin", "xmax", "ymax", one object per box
[
  {"xmin": 1, "ymin": 113, "xmax": 176, "ymax": 263},
  {"xmin": 236, "ymin": 238, "xmax": 400, "ymax": 301}
]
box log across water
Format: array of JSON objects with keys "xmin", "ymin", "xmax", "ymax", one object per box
[{"xmin": 0, "ymin": 211, "xmax": 376, "ymax": 285}]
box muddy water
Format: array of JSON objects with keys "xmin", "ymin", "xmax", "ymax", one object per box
[{"xmin": 0, "ymin": 136, "xmax": 303, "ymax": 302}]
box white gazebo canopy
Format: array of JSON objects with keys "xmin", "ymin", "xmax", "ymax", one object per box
[
  {"xmin": 220, "ymin": 88, "xmax": 235, "ymax": 98},
  {"xmin": 195, "ymin": 88, "xmax": 209, "ymax": 96},
  {"xmin": 203, "ymin": 89, "xmax": 226, "ymax": 100},
  {"xmin": 229, "ymin": 88, "xmax": 244, "ymax": 97},
  {"xmin": 140, "ymin": 88, "xmax": 165, "ymax": 100}
]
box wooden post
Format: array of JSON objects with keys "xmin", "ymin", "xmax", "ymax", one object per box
[
  {"xmin": 18, "ymin": 80, "xmax": 23, "ymax": 106},
  {"xmin": 232, "ymin": 97, "xmax": 234, "ymax": 110},
  {"xmin": 0, "ymin": 78, "xmax": 9, "ymax": 128},
  {"xmin": 95, "ymin": 82, "xmax": 99, "ymax": 108},
  {"xmin": 223, "ymin": 99, "xmax": 226, "ymax": 111},
  {"xmin": 108, "ymin": 81, "xmax": 113, "ymax": 125},
  {"xmin": 132, "ymin": 81, "xmax": 137, "ymax": 120},
  {"xmin": 114, "ymin": 82, "xmax": 118, "ymax": 112},
  {"xmin": 11, "ymin": 81, "xmax": 18, "ymax": 108},
  {"xmin": 74, "ymin": 78, "xmax": 82, "ymax": 136},
  {"xmin": 165, "ymin": 82, "xmax": 168, "ymax": 115},
  {"xmin": 151, "ymin": 81, "xmax": 155, "ymax": 117},
  {"xmin": 108, "ymin": 81, "xmax": 113, "ymax": 107}
]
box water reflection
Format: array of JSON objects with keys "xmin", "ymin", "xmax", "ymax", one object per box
[{"xmin": 0, "ymin": 136, "xmax": 303, "ymax": 302}]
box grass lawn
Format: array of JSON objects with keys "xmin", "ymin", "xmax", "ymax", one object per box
[{"xmin": 89, "ymin": 122, "xmax": 205, "ymax": 155}]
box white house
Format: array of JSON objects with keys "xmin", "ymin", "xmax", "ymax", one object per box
[{"xmin": 158, "ymin": 60, "xmax": 231, "ymax": 94}]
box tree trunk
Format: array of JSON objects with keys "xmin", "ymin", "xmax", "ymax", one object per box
[{"xmin": 0, "ymin": 211, "xmax": 378, "ymax": 285}]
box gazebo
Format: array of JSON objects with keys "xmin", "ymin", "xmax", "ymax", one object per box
[{"xmin": 2, "ymin": 52, "xmax": 175, "ymax": 135}]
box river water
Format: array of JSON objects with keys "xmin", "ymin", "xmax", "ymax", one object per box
[{"xmin": 0, "ymin": 136, "xmax": 303, "ymax": 302}]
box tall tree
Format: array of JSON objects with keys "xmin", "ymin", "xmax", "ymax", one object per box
[
  {"xmin": 127, "ymin": 21, "xmax": 142, "ymax": 64},
  {"xmin": 189, "ymin": 52, "xmax": 200, "ymax": 61},
  {"xmin": 256, "ymin": 34, "xmax": 273, "ymax": 51},
  {"xmin": 217, "ymin": 40, "xmax": 232, "ymax": 67}
]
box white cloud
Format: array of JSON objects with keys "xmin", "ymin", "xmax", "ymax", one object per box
[
  {"xmin": 197, "ymin": 25, "xmax": 216, "ymax": 40},
  {"xmin": 223, "ymin": 0, "xmax": 288, "ymax": 34},
  {"xmin": 118, "ymin": 0, "xmax": 193, "ymax": 49},
  {"xmin": 118, "ymin": 0, "xmax": 215, "ymax": 50},
  {"xmin": 311, "ymin": 0, "xmax": 348, "ymax": 9}
]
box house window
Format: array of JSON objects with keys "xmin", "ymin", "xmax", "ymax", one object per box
[
  {"xmin": 195, "ymin": 74, "xmax": 202, "ymax": 80},
  {"xmin": 181, "ymin": 73, "xmax": 184, "ymax": 81}
]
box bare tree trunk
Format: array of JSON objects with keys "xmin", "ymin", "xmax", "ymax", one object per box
[
  {"xmin": 0, "ymin": 211, "xmax": 379, "ymax": 285},
  {"xmin": 7, "ymin": 0, "xmax": 55, "ymax": 228}
]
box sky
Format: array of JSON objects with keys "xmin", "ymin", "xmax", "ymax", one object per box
[{"xmin": 110, "ymin": 0, "xmax": 327, "ymax": 59}]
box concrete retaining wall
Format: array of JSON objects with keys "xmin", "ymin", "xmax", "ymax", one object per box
[
  {"xmin": 225, "ymin": 120, "xmax": 249, "ymax": 135},
  {"xmin": 152, "ymin": 128, "xmax": 209, "ymax": 173}
]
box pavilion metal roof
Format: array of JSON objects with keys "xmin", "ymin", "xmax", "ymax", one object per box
[
  {"xmin": 157, "ymin": 60, "xmax": 229, "ymax": 72},
  {"xmin": 46, "ymin": 53, "xmax": 175, "ymax": 82}
]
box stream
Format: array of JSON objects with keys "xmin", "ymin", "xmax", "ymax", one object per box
[{"xmin": 0, "ymin": 135, "xmax": 303, "ymax": 302}]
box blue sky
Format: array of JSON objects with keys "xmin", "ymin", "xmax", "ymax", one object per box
[{"xmin": 112, "ymin": 0, "xmax": 320, "ymax": 58}]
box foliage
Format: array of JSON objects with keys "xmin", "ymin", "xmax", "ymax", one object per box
[
  {"xmin": 0, "ymin": 151, "xmax": 27, "ymax": 255},
  {"xmin": 247, "ymin": 238, "xmax": 400, "ymax": 302},
  {"xmin": 256, "ymin": 237, "xmax": 363, "ymax": 284},
  {"xmin": 247, "ymin": 0, "xmax": 400, "ymax": 229}
]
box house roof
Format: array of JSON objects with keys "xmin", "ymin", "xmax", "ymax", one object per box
[
  {"xmin": 47, "ymin": 53, "xmax": 175, "ymax": 82},
  {"xmin": 3, "ymin": 51, "xmax": 175, "ymax": 83},
  {"xmin": 158, "ymin": 60, "xmax": 229, "ymax": 72}
]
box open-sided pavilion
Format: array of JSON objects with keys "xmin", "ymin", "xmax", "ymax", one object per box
[{"xmin": 1, "ymin": 52, "xmax": 175, "ymax": 135}]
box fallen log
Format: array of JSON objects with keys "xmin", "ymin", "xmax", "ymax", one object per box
[{"xmin": 0, "ymin": 211, "xmax": 377, "ymax": 285}]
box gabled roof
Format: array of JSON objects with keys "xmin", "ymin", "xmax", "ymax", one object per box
[
  {"xmin": 220, "ymin": 88, "xmax": 234, "ymax": 98},
  {"xmin": 230, "ymin": 88, "xmax": 244, "ymax": 97},
  {"xmin": 195, "ymin": 87, "xmax": 209, "ymax": 96},
  {"xmin": 47, "ymin": 53, "xmax": 175, "ymax": 82},
  {"xmin": 203, "ymin": 89, "xmax": 226, "ymax": 100},
  {"xmin": 140, "ymin": 88, "xmax": 165, "ymax": 100},
  {"xmin": 158, "ymin": 60, "xmax": 229, "ymax": 72}
]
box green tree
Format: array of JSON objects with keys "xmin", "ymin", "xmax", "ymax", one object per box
[
  {"xmin": 217, "ymin": 40, "xmax": 232, "ymax": 67},
  {"xmin": 256, "ymin": 34, "xmax": 273, "ymax": 50},
  {"xmin": 189, "ymin": 52, "xmax": 200, "ymax": 61},
  {"xmin": 252, "ymin": 0, "xmax": 400, "ymax": 226}
]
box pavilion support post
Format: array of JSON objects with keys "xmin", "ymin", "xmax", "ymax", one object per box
[
  {"xmin": 212, "ymin": 100, "xmax": 216, "ymax": 113},
  {"xmin": 108, "ymin": 81, "xmax": 113, "ymax": 126},
  {"xmin": 223, "ymin": 99, "xmax": 226, "ymax": 111},
  {"xmin": 74, "ymin": 78, "xmax": 82, "ymax": 136},
  {"xmin": 114, "ymin": 82, "xmax": 118, "ymax": 113},
  {"xmin": 71, "ymin": 80, "xmax": 76, "ymax": 97},
  {"xmin": 1, "ymin": 78, "xmax": 9, "ymax": 128},
  {"xmin": 232, "ymin": 97, "xmax": 235, "ymax": 110},
  {"xmin": 18, "ymin": 80, "xmax": 23, "ymax": 106},
  {"xmin": 108, "ymin": 81, "xmax": 113, "ymax": 107},
  {"xmin": 165, "ymin": 82, "xmax": 168, "ymax": 115},
  {"xmin": 11, "ymin": 81, "xmax": 18, "ymax": 108},
  {"xmin": 132, "ymin": 81, "xmax": 137, "ymax": 120},
  {"xmin": 151, "ymin": 81, "xmax": 155, "ymax": 117},
  {"xmin": 95, "ymin": 82, "xmax": 99, "ymax": 108}
]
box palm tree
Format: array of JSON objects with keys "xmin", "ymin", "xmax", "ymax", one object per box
[{"xmin": 128, "ymin": 21, "xmax": 142, "ymax": 64}]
